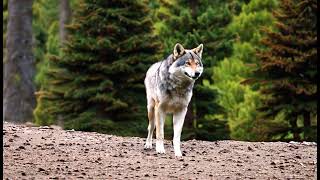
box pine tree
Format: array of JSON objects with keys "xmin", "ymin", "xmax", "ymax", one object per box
[
  {"xmin": 34, "ymin": 0, "xmax": 75, "ymax": 125},
  {"xmin": 210, "ymin": 0, "xmax": 278, "ymax": 141},
  {"xmin": 35, "ymin": 0, "xmax": 162, "ymax": 134},
  {"xmin": 34, "ymin": 21, "xmax": 60, "ymax": 125},
  {"xmin": 251, "ymin": 0, "xmax": 317, "ymax": 141},
  {"xmin": 152, "ymin": 0, "xmax": 238, "ymax": 140}
]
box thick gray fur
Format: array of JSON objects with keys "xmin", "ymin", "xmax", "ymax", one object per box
[{"xmin": 144, "ymin": 43, "xmax": 203, "ymax": 157}]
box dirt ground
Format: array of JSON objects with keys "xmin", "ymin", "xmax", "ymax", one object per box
[{"xmin": 3, "ymin": 122, "xmax": 317, "ymax": 180}]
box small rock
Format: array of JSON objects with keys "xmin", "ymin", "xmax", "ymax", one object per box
[
  {"xmin": 289, "ymin": 141, "xmax": 299, "ymax": 144},
  {"xmin": 218, "ymin": 149, "xmax": 230, "ymax": 153},
  {"xmin": 299, "ymin": 163, "xmax": 306, "ymax": 167},
  {"xmin": 302, "ymin": 141, "xmax": 317, "ymax": 146},
  {"xmin": 288, "ymin": 145, "xmax": 299, "ymax": 149},
  {"xmin": 38, "ymin": 168, "xmax": 46, "ymax": 172},
  {"xmin": 39, "ymin": 126, "xmax": 52, "ymax": 129}
]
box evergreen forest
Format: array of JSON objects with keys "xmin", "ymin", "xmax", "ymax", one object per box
[{"xmin": 3, "ymin": 0, "xmax": 317, "ymax": 142}]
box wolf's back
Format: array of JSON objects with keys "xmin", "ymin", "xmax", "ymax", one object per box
[{"xmin": 145, "ymin": 61, "xmax": 163, "ymax": 87}]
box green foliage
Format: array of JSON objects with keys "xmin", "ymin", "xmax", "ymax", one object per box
[
  {"xmin": 32, "ymin": 0, "xmax": 61, "ymax": 98},
  {"xmin": 28, "ymin": 0, "xmax": 316, "ymax": 142},
  {"xmin": 32, "ymin": 1, "xmax": 59, "ymax": 66},
  {"xmin": 208, "ymin": 0, "xmax": 278, "ymax": 141},
  {"xmin": 251, "ymin": 0, "xmax": 317, "ymax": 141},
  {"xmin": 34, "ymin": 0, "xmax": 162, "ymax": 136},
  {"xmin": 33, "ymin": 1, "xmax": 60, "ymax": 125},
  {"xmin": 34, "ymin": 22, "xmax": 60, "ymax": 125}
]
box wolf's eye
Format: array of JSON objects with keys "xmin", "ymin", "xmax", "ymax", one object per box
[{"xmin": 186, "ymin": 62, "xmax": 191, "ymax": 66}]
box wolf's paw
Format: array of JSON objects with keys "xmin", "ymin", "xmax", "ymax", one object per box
[
  {"xmin": 144, "ymin": 141, "xmax": 152, "ymax": 149},
  {"xmin": 174, "ymin": 150, "xmax": 182, "ymax": 157},
  {"xmin": 156, "ymin": 146, "xmax": 166, "ymax": 154},
  {"xmin": 156, "ymin": 141, "xmax": 166, "ymax": 154},
  {"xmin": 173, "ymin": 142, "xmax": 182, "ymax": 157}
]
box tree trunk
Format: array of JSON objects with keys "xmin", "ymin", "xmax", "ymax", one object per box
[
  {"xmin": 3, "ymin": 0, "xmax": 35, "ymax": 123},
  {"xmin": 289, "ymin": 116, "xmax": 300, "ymax": 141},
  {"xmin": 303, "ymin": 111, "xmax": 311, "ymax": 141},
  {"xmin": 59, "ymin": 0, "xmax": 71, "ymax": 43}
]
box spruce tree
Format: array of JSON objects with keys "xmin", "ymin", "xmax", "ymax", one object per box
[
  {"xmin": 35, "ymin": 0, "xmax": 162, "ymax": 133},
  {"xmin": 152, "ymin": 0, "xmax": 237, "ymax": 140},
  {"xmin": 252, "ymin": 0, "xmax": 317, "ymax": 141},
  {"xmin": 210, "ymin": 0, "xmax": 278, "ymax": 141}
]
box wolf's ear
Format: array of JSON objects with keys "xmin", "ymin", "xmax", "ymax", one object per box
[
  {"xmin": 173, "ymin": 43, "xmax": 185, "ymax": 59},
  {"xmin": 192, "ymin": 44, "xmax": 203, "ymax": 58}
]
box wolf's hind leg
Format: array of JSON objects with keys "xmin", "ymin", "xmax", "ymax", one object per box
[
  {"xmin": 155, "ymin": 102, "xmax": 166, "ymax": 154},
  {"xmin": 144, "ymin": 99, "xmax": 155, "ymax": 149}
]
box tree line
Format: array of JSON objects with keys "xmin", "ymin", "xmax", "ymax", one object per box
[{"xmin": 3, "ymin": 0, "xmax": 317, "ymax": 142}]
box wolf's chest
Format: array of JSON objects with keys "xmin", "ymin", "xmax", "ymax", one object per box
[{"xmin": 160, "ymin": 93, "xmax": 191, "ymax": 113}]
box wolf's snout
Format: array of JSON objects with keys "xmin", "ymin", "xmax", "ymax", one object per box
[{"xmin": 194, "ymin": 72, "xmax": 200, "ymax": 77}]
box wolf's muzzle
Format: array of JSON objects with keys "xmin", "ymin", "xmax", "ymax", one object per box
[
  {"xmin": 184, "ymin": 71, "xmax": 200, "ymax": 79},
  {"xmin": 194, "ymin": 72, "xmax": 200, "ymax": 78}
]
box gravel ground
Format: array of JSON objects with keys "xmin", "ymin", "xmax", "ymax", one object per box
[{"xmin": 3, "ymin": 122, "xmax": 317, "ymax": 179}]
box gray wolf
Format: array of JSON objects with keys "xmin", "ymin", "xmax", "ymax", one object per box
[{"xmin": 144, "ymin": 43, "xmax": 204, "ymax": 157}]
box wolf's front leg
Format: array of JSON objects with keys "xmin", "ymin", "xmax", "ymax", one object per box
[
  {"xmin": 155, "ymin": 103, "xmax": 166, "ymax": 154},
  {"xmin": 145, "ymin": 103, "xmax": 155, "ymax": 149},
  {"xmin": 173, "ymin": 107, "xmax": 188, "ymax": 157}
]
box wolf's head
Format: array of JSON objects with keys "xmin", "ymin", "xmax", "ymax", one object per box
[{"xmin": 169, "ymin": 43, "xmax": 204, "ymax": 81}]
